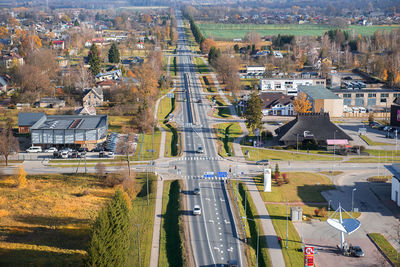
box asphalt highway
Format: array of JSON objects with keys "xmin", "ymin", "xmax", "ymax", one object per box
[{"xmin": 175, "ymin": 13, "xmax": 243, "ymax": 267}]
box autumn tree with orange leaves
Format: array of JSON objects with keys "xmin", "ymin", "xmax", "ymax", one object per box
[
  {"xmin": 200, "ymin": 38, "xmax": 216, "ymax": 54},
  {"xmin": 293, "ymin": 92, "xmax": 312, "ymax": 113}
]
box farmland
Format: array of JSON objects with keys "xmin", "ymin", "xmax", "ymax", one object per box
[{"xmin": 197, "ymin": 23, "xmax": 400, "ymax": 40}]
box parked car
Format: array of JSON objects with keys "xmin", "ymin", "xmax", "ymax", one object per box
[
  {"xmin": 227, "ymin": 259, "xmax": 239, "ymax": 267},
  {"xmin": 193, "ymin": 205, "xmax": 202, "ymax": 215},
  {"xmin": 26, "ymin": 146, "xmax": 42, "ymax": 153},
  {"xmin": 53, "ymin": 151, "xmax": 61, "ymax": 158},
  {"xmin": 99, "ymin": 151, "xmax": 105, "ymax": 158},
  {"xmin": 256, "ymin": 159, "xmax": 270, "ymax": 165},
  {"xmin": 197, "ymin": 146, "xmax": 204, "ymax": 153},
  {"xmin": 349, "ymin": 245, "xmax": 364, "ymax": 257},
  {"xmin": 44, "ymin": 147, "xmax": 58, "ymax": 153},
  {"xmin": 193, "ymin": 188, "xmax": 201, "ymax": 195},
  {"xmin": 61, "ymin": 150, "xmax": 69, "ymax": 159},
  {"xmin": 69, "ymin": 151, "xmax": 78, "ymax": 158}
]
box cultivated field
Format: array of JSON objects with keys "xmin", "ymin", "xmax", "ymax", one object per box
[{"xmin": 197, "ymin": 23, "xmax": 400, "ymax": 40}]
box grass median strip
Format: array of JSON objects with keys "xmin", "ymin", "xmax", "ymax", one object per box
[
  {"xmin": 368, "ymin": 233, "xmax": 400, "ymax": 266},
  {"xmin": 360, "ymin": 135, "xmax": 392, "ymax": 146},
  {"xmin": 242, "ymin": 147, "xmax": 341, "ymax": 162},
  {"xmin": 231, "ymin": 180, "xmax": 271, "ymax": 267},
  {"xmin": 215, "ymin": 122, "xmax": 242, "ymax": 157},
  {"xmin": 159, "ymin": 180, "xmax": 184, "ymax": 267}
]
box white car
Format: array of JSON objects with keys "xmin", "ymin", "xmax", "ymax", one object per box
[
  {"xmin": 26, "ymin": 146, "xmax": 42, "ymax": 153},
  {"xmin": 60, "ymin": 150, "xmax": 69, "ymax": 159},
  {"xmin": 44, "ymin": 147, "xmax": 58, "ymax": 153},
  {"xmin": 193, "ymin": 205, "xmax": 202, "ymax": 216}
]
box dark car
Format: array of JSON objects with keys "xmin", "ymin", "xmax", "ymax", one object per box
[
  {"xmin": 69, "ymin": 151, "xmax": 78, "ymax": 158},
  {"xmin": 256, "ymin": 159, "xmax": 270, "ymax": 165},
  {"xmin": 193, "ymin": 187, "xmax": 201, "ymax": 195},
  {"xmin": 99, "ymin": 151, "xmax": 105, "ymax": 158},
  {"xmin": 349, "ymin": 245, "xmax": 364, "ymax": 257},
  {"xmin": 53, "ymin": 151, "xmax": 61, "ymax": 158},
  {"xmin": 91, "ymin": 146, "xmax": 104, "ymax": 152}
]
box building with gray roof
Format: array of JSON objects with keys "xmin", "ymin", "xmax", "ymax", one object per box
[
  {"xmin": 18, "ymin": 112, "xmax": 46, "ymax": 133},
  {"xmin": 298, "ymin": 85, "xmax": 344, "ymax": 117},
  {"xmin": 22, "ymin": 113, "xmax": 108, "ymax": 149}
]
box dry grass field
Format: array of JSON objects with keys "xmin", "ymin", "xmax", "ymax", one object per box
[{"xmin": 0, "ymin": 174, "xmax": 115, "ymax": 266}]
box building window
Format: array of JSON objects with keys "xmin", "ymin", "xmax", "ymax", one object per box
[
  {"xmin": 380, "ymin": 98, "xmax": 387, "ymax": 103},
  {"xmin": 381, "ymin": 93, "xmax": 389, "ymax": 98},
  {"xmin": 355, "ymin": 93, "xmax": 364, "ymax": 98},
  {"xmin": 343, "ymin": 94, "xmax": 351, "ymax": 98},
  {"xmin": 368, "ymin": 93, "xmax": 376, "ymax": 98},
  {"xmin": 367, "ymin": 98, "xmax": 376, "ymax": 106},
  {"xmin": 394, "ymin": 93, "xmax": 400, "ymax": 97}
]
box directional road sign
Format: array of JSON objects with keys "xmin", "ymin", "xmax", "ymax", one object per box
[
  {"xmin": 204, "ymin": 172, "xmax": 214, "ymax": 178},
  {"xmin": 217, "ymin": 172, "xmax": 227, "ymax": 178},
  {"xmin": 167, "ymin": 93, "xmax": 175, "ymax": 98}
]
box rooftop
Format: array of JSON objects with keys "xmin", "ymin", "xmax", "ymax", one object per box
[
  {"xmin": 30, "ymin": 114, "xmax": 107, "ymax": 130},
  {"xmin": 18, "ymin": 112, "xmax": 46, "ymax": 126},
  {"xmin": 298, "ymin": 85, "xmax": 341, "ymax": 100}
]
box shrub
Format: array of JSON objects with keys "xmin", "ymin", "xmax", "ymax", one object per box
[
  {"xmin": 314, "ymin": 209, "xmax": 320, "ymax": 217},
  {"xmin": 275, "ymin": 164, "xmax": 280, "ymax": 176},
  {"xmin": 320, "ymin": 207, "xmax": 327, "ymax": 217},
  {"xmin": 104, "ymin": 173, "xmax": 123, "ymax": 187},
  {"xmin": 14, "ymin": 165, "xmax": 27, "ymax": 188},
  {"xmin": 282, "ymin": 173, "xmax": 289, "ymax": 184},
  {"xmin": 95, "ymin": 163, "xmax": 106, "ymax": 179}
]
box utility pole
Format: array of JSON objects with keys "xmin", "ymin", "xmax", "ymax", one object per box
[
  {"xmin": 286, "ymin": 200, "xmax": 289, "ymax": 249},
  {"xmin": 147, "ymin": 163, "xmax": 149, "ymax": 206}
]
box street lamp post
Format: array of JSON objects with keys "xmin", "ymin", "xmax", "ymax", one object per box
[
  {"xmin": 286, "ymin": 200, "xmax": 289, "ymax": 249},
  {"xmin": 296, "ymin": 134, "xmax": 299, "ymax": 152},
  {"xmin": 352, "ymin": 188, "xmax": 357, "ymax": 214},
  {"xmin": 328, "ymin": 200, "xmax": 332, "ymax": 215},
  {"xmin": 243, "ymin": 216, "xmax": 259, "ymax": 267}
]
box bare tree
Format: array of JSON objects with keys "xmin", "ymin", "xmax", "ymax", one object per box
[
  {"xmin": 245, "ymin": 31, "xmax": 261, "ymax": 46},
  {"xmin": 116, "ymin": 131, "xmax": 136, "ymax": 176},
  {"xmin": 0, "ymin": 128, "xmax": 19, "ymax": 166},
  {"xmin": 95, "ymin": 162, "xmax": 106, "ymax": 179},
  {"xmin": 75, "ymin": 64, "xmax": 93, "ymax": 91}
]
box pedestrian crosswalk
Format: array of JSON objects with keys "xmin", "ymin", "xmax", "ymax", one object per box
[
  {"xmin": 178, "ymin": 156, "xmax": 222, "ymax": 161},
  {"xmin": 182, "ymin": 175, "xmax": 228, "ymax": 180}
]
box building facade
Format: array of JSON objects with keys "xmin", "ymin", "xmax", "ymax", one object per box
[
  {"xmin": 334, "ymin": 89, "xmax": 400, "ymax": 109},
  {"xmin": 259, "ymin": 78, "xmax": 326, "ymax": 95},
  {"xmin": 298, "ymin": 85, "xmax": 344, "ymax": 117}
]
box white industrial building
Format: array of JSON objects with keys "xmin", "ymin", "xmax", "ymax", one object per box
[
  {"xmin": 391, "ymin": 164, "xmax": 400, "ymax": 206},
  {"xmin": 259, "ymin": 78, "xmax": 326, "ymax": 95}
]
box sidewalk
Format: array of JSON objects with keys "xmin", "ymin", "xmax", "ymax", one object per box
[
  {"xmin": 203, "ymin": 57, "xmax": 286, "ymax": 266},
  {"xmin": 149, "ymin": 176, "xmax": 164, "ymax": 267}
]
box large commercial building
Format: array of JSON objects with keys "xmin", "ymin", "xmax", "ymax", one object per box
[
  {"xmin": 259, "ymin": 78, "xmax": 326, "ymax": 95},
  {"xmin": 18, "ymin": 113, "xmax": 108, "ymax": 150},
  {"xmin": 298, "ymin": 85, "xmax": 344, "ymax": 117},
  {"xmin": 333, "ymin": 88, "xmax": 400, "ymax": 109}
]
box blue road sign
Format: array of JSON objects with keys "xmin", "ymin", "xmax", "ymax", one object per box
[
  {"xmin": 217, "ymin": 172, "xmax": 227, "ymax": 178},
  {"xmin": 204, "ymin": 172, "xmax": 214, "ymax": 178}
]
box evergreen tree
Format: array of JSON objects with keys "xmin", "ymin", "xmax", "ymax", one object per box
[
  {"xmin": 233, "ymin": 44, "xmax": 239, "ymax": 53},
  {"xmin": 88, "ymin": 44, "xmax": 100, "ymax": 76},
  {"xmin": 208, "ymin": 46, "xmax": 220, "ymax": 67},
  {"xmin": 86, "ymin": 190, "xmax": 130, "ymax": 267},
  {"xmin": 74, "ymin": 19, "xmax": 80, "ymax": 26},
  {"xmin": 108, "ymin": 43, "xmax": 120, "ymax": 64},
  {"xmin": 244, "ymin": 91, "xmax": 263, "ymax": 133}
]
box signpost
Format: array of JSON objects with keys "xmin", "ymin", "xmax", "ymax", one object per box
[
  {"xmin": 304, "ymin": 246, "xmax": 314, "ymax": 267},
  {"xmin": 167, "ymin": 93, "xmax": 175, "ymax": 98},
  {"xmin": 204, "ymin": 172, "xmax": 214, "ymax": 179},
  {"xmin": 217, "ymin": 172, "xmax": 227, "ymax": 179}
]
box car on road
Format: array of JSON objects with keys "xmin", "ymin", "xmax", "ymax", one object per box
[
  {"xmin": 227, "ymin": 259, "xmax": 239, "ymax": 267},
  {"xmin": 197, "ymin": 98, "xmax": 202, "ymax": 103},
  {"xmin": 349, "ymin": 245, "xmax": 364, "ymax": 257},
  {"xmin": 193, "ymin": 187, "xmax": 201, "ymax": 195},
  {"xmin": 44, "ymin": 147, "xmax": 58, "ymax": 153},
  {"xmin": 276, "ymin": 121, "xmax": 283, "ymax": 125},
  {"xmin": 69, "ymin": 151, "xmax": 78, "ymax": 158},
  {"xmin": 193, "ymin": 205, "xmax": 201, "ymax": 215},
  {"xmin": 26, "ymin": 146, "xmax": 42, "ymax": 153},
  {"xmin": 256, "ymin": 159, "xmax": 270, "ymax": 165},
  {"xmin": 197, "ymin": 146, "xmax": 204, "ymax": 153}
]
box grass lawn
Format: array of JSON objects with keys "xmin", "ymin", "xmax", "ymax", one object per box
[
  {"xmin": 108, "ymin": 116, "xmax": 132, "ymax": 133},
  {"xmin": 197, "ymin": 23, "xmax": 400, "ymax": 40},
  {"xmin": 368, "ymin": 233, "xmax": 400, "ymax": 266},
  {"xmin": 207, "ymin": 95, "xmax": 232, "ymax": 119},
  {"xmin": 365, "ymin": 149, "xmax": 400, "ymax": 157},
  {"xmin": 242, "ymin": 147, "xmax": 341, "ymax": 162},
  {"xmin": 319, "ymin": 171, "xmax": 343, "ymax": 176},
  {"xmin": 253, "ymin": 171, "xmax": 360, "ymax": 266},
  {"xmin": 195, "ymin": 57, "xmax": 209, "ymax": 74},
  {"xmin": 158, "ymin": 180, "xmax": 184, "ymax": 267},
  {"xmin": 134, "ymin": 128, "xmax": 162, "ymax": 160},
  {"xmin": 359, "ymin": 135, "xmax": 392, "ymax": 146},
  {"xmin": 215, "ymin": 122, "xmax": 242, "ymax": 157},
  {"xmin": 127, "ymin": 172, "xmax": 157, "ymax": 267},
  {"xmin": 157, "ymin": 95, "xmax": 180, "ymax": 157},
  {"xmin": 231, "ymin": 181, "xmax": 271, "ymax": 267},
  {"xmin": 0, "ymin": 173, "xmax": 115, "ymax": 266},
  {"xmin": 345, "ymin": 157, "xmax": 400, "ymax": 163}
]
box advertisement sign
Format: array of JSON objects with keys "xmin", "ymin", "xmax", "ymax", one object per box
[
  {"xmin": 264, "ymin": 168, "xmax": 271, "ymax": 192},
  {"xmin": 304, "ymin": 246, "xmax": 314, "ymax": 267}
]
